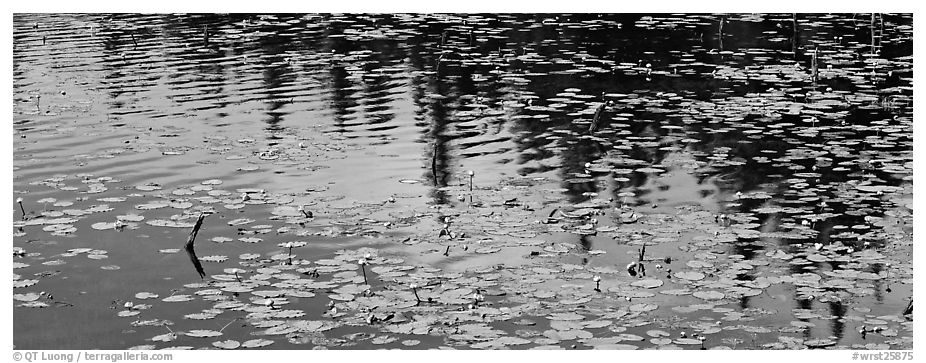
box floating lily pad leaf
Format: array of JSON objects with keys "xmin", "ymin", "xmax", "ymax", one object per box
[
  {"xmin": 211, "ymin": 237, "xmax": 233, "ymax": 243},
  {"xmin": 548, "ymin": 312, "xmax": 585, "ymax": 321},
  {"xmin": 272, "ymin": 310, "xmax": 306, "ymax": 319},
  {"xmin": 674, "ymin": 271, "xmax": 705, "ymax": 281},
  {"xmin": 221, "ymin": 285, "xmax": 254, "ymax": 293},
  {"xmin": 618, "ymin": 333, "xmax": 645, "ymax": 341},
  {"xmin": 686, "ymin": 260, "xmax": 714, "ymax": 268},
  {"xmin": 19, "ymin": 301, "xmax": 50, "ymax": 308},
  {"xmin": 101, "ymin": 265, "xmax": 120, "ymax": 270},
  {"xmin": 494, "ymin": 336, "xmax": 532, "ymax": 346},
  {"xmin": 806, "ymin": 253, "xmax": 829, "ymax": 262},
  {"xmin": 159, "ymin": 249, "xmax": 181, "ymax": 254},
  {"xmin": 693, "ymin": 291, "xmax": 725, "ymax": 300},
  {"xmin": 650, "ymin": 338, "xmax": 673, "ymax": 345},
  {"xmin": 804, "ymin": 339, "xmax": 837, "ymax": 348},
  {"xmin": 241, "ymin": 339, "xmax": 274, "ymax": 348},
  {"xmin": 588, "ymin": 250, "xmax": 607, "ymax": 255},
  {"xmin": 239, "ymin": 253, "xmax": 260, "ymax": 260},
  {"xmin": 117, "ymin": 310, "xmax": 140, "ymax": 317},
  {"xmin": 135, "ymin": 292, "xmax": 159, "ymax": 299},
  {"xmin": 328, "ymin": 294, "xmax": 354, "ymax": 302},
  {"xmin": 593, "ymin": 344, "xmax": 639, "ymax": 350},
  {"xmin": 263, "ymin": 325, "xmax": 298, "ymax": 336},
  {"xmin": 647, "ymin": 330, "xmax": 670, "ymax": 338},
  {"xmin": 200, "ymin": 255, "xmax": 228, "ymax": 263},
  {"xmin": 213, "ymin": 301, "xmax": 244, "ymax": 310},
  {"xmin": 13, "ymin": 292, "xmax": 42, "ymax": 302},
  {"xmin": 44, "ymin": 224, "xmax": 76, "ymax": 233},
  {"xmin": 136, "ymin": 202, "xmax": 168, "ymax": 210},
  {"xmin": 631, "ymin": 279, "xmax": 664, "ymax": 288},
  {"xmin": 185, "ymin": 330, "xmax": 222, "ymax": 338},
  {"xmin": 150, "ymin": 333, "xmax": 177, "ymax": 342},
  {"xmin": 184, "ymin": 313, "xmax": 217, "ymax": 320},
  {"xmin": 13, "ymin": 280, "xmax": 39, "ymax": 288},
  {"xmin": 136, "ymin": 184, "xmax": 162, "ymax": 191},
  {"xmin": 212, "ymin": 340, "xmax": 240, "ymax": 349},
  {"xmin": 91, "ymin": 222, "xmax": 116, "ymax": 230},
  {"xmin": 147, "ymin": 219, "xmax": 195, "ymax": 228},
  {"xmin": 401, "ymin": 340, "xmax": 421, "ymax": 347},
  {"xmin": 743, "ymin": 326, "xmax": 772, "ymax": 334},
  {"xmin": 239, "ymin": 237, "xmax": 262, "ymax": 243},
  {"xmin": 583, "ymin": 320, "xmax": 612, "ymax": 329},
  {"xmin": 292, "ymin": 320, "xmax": 328, "ymax": 332},
  {"xmin": 228, "ymin": 218, "xmax": 255, "ymax": 226},
  {"xmin": 201, "ymin": 179, "xmax": 224, "ymax": 186},
  {"xmin": 119, "ymin": 214, "xmax": 145, "ymax": 222},
  {"xmin": 880, "ymin": 329, "xmax": 898, "ymax": 337},
  {"xmin": 162, "ymin": 295, "xmax": 194, "ymax": 302},
  {"xmin": 169, "ymin": 201, "xmax": 193, "ymax": 209},
  {"xmin": 674, "ymin": 338, "xmax": 702, "ymax": 345}
]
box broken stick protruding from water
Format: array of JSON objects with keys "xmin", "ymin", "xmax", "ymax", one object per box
[{"xmin": 184, "ymin": 211, "xmax": 210, "ymax": 279}]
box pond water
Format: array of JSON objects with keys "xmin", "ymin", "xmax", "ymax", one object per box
[{"xmin": 13, "ymin": 13, "xmax": 912, "ymax": 350}]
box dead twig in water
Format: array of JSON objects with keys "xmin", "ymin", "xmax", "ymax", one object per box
[
  {"xmin": 184, "ymin": 211, "xmax": 210, "ymax": 279},
  {"xmin": 16, "ymin": 197, "xmax": 27, "ymax": 220},
  {"xmin": 637, "ymin": 245, "xmax": 647, "ymax": 277},
  {"xmin": 588, "ymin": 100, "xmax": 613, "ymax": 133},
  {"xmin": 358, "ymin": 258, "xmax": 369, "ymax": 285}
]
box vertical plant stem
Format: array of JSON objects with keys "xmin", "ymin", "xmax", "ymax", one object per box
[
  {"xmin": 871, "ymin": 13, "xmax": 876, "ymax": 56},
  {"xmin": 432, "ymin": 143, "xmax": 439, "ymax": 184},
  {"xmin": 219, "ymin": 318, "xmax": 238, "ymax": 333},
  {"xmin": 812, "ymin": 46, "xmax": 818, "ymax": 85},
  {"xmin": 718, "ymin": 15, "xmax": 724, "ymax": 51}
]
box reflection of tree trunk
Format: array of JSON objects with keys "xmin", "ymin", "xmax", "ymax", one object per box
[
  {"xmin": 812, "ymin": 46, "xmax": 818, "ymax": 86},
  {"xmin": 405, "ymin": 43, "xmax": 449, "ymax": 204},
  {"xmin": 428, "ymin": 96, "xmax": 450, "ymax": 189},
  {"xmin": 871, "ymin": 13, "xmax": 877, "ymax": 56},
  {"xmin": 797, "ymin": 296, "xmax": 813, "ymax": 340},
  {"xmin": 718, "ymin": 14, "xmax": 724, "ymax": 52},
  {"xmin": 870, "ymin": 263, "xmax": 885, "ymax": 304},
  {"xmin": 828, "ymin": 301, "xmax": 846, "ymax": 339},
  {"xmin": 792, "ymin": 14, "xmax": 799, "ymax": 60}
]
